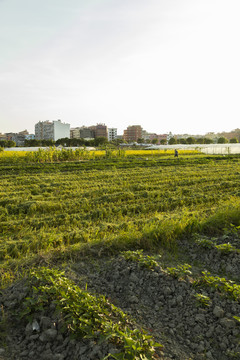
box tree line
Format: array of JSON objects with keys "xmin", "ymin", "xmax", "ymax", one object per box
[
  {"xmin": 0, "ymin": 136, "xmax": 238, "ymax": 149},
  {"xmin": 168, "ymin": 136, "xmax": 239, "ymax": 145},
  {"xmin": 24, "ymin": 137, "xmax": 110, "ymax": 147},
  {"xmin": 0, "ymin": 140, "xmax": 17, "ymax": 148}
]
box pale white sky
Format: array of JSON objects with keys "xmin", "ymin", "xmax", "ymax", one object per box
[{"xmin": 0, "ymin": 0, "xmax": 239, "ymax": 135}]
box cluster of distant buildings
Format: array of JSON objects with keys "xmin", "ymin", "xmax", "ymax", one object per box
[
  {"xmin": 1, "ymin": 119, "xmax": 239, "ymax": 147},
  {"xmin": 0, "ymin": 129, "xmax": 35, "ymax": 146},
  {"xmin": 0, "ymin": 119, "xmax": 169, "ymax": 146}
]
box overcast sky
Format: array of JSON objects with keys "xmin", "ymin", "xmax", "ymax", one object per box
[{"xmin": 0, "ymin": 0, "xmax": 240, "ymax": 135}]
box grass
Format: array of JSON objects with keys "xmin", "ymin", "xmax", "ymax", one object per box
[{"xmin": 0, "ymin": 153, "xmax": 239, "ymax": 269}]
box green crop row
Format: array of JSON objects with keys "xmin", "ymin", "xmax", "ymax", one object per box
[
  {"xmin": 20, "ymin": 267, "xmax": 161, "ymax": 360},
  {"xmin": 0, "ymin": 155, "xmax": 239, "ymax": 263}
]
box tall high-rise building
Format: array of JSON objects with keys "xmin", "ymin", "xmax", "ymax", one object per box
[{"xmin": 35, "ymin": 120, "xmax": 70, "ymax": 141}]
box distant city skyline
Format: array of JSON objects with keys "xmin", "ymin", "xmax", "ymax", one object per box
[
  {"xmin": 0, "ymin": 0, "xmax": 240, "ymax": 135},
  {"xmin": 1, "ymin": 120, "xmax": 239, "ymax": 138}
]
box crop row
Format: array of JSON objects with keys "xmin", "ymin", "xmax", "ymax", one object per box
[
  {"xmin": 0, "ymin": 148, "xmax": 200, "ymax": 164},
  {"xmin": 0, "ymin": 155, "xmax": 240, "ymax": 261}
]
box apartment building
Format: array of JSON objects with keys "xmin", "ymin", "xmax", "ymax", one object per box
[
  {"xmin": 94, "ymin": 124, "xmax": 108, "ymax": 138},
  {"xmin": 4, "ymin": 130, "xmax": 35, "ymax": 146},
  {"xmin": 148, "ymin": 133, "xmax": 168, "ymax": 144},
  {"xmin": 70, "ymin": 128, "xmax": 81, "ymax": 139},
  {"xmin": 35, "ymin": 120, "xmax": 70, "ymax": 141},
  {"xmin": 80, "ymin": 127, "xmax": 95, "ymax": 139},
  {"xmin": 70, "ymin": 124, "xmax": 108, "ymax": 139},
  {"xmin": 108, "ymin": 128, "xmax": 117, "ymax": 141},
  {"xmin": 123, "ymin": 125, "xmax": 143, "ymax": 142}
]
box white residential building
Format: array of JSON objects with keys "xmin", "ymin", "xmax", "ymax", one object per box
[
  {"xmin": 108, "ymin": 128, "xmax": 117, "ymax": 141},
  {"xmin": 35, "ymin": 120, "xmax": 70, "ymax": 141}
]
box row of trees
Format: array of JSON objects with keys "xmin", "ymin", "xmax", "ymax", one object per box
[
  {"xmin": 168, "ymin": 137, "xmax": 239, "ymax": 145},
  {"xmin": 1, "ymin": 136, "xmax": 239, "ymax": 149},
  {"xmin": 0, "ymin": 140, "xmax": 16, "ymax": 148},
  {"xmin": 24, "ymin": 137, "xmax": 110, "ymax": 147}
]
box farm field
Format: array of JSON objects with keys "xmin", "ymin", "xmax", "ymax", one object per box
[{"xmin": 0, "ymin": 151, "xmax": 240, "ymax": 359}]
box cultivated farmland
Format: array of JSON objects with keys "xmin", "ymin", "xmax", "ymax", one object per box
[{"xmin": 0, "ymin": 150, "xmax": 240, "ymax": 359}]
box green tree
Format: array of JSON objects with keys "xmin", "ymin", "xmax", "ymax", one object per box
[
  {"xmin": 217, "ymin": 137, "xmax": 228, "ymax": 144},
  {"xmin": 110, "ymin": 139, "xmax": 123, "ymax": 146},
  {"xmin": 196, "ymin": 138, "xmax": 204, "ymax": 144},
  {"xmin": 94, "ymin": 137, "xmax": 108, "ymax": 146},
  {"xmin": 229, "ymin": 137, "xmax": 238, "ymax": 143},
  {"xmin": 24, "ymin": 139, "xmax": 42, "ymax": 147},
  {"xmin": 0, "ymin": 140, "xmax": 7, "ymax": 147},
  {"xmin": 42, "ymin": 139, "xmax": 55, "ymax": 147},
  {"xmin": 177, "ymin": 138, "xmax": 187, "ymax": 144},
  {"xmin": 6, "ymin": 140, "xmax": 16, "ymax": 147},
  {"xmin": 204, "ymin": 138, "xmax": 213, "ymax": 144},
  {"xmin": 168, "ymin": 137, "xmax": 177, "ymax": 145},
  {"xmin": 186, "ymin": 137, "xmax": 196, "ymax": 144},
  {"xmin": 151, "ymin": 139, "xmax": 158, "ymax": 144},
  {"xmin": 55, "ymin": 138, "xmax": 69, "ymax": 146},
  {"xmin": 160, "ymin": 139, "xmax": 167, "ymax": 145}
]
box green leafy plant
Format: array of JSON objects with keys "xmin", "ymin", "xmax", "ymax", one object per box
[
  {"xmin": 215, "ymin": 243, "xmax": 238, "ymax": 254},
  {"xmin": 193, "ymin": 293, "xmax": 212, "ymax": 308},
  {"xmin": 121, "ymin": 250, "xmax": 160, "ymax": 270},
  {"xmin": 194, "ymin": 272, "xmax": 240, "ymax": 301},
  {"xmin": 226, "ymin": 350, "xmax": 240, "ymax": 358},
  {"xmin": 233, "ymin": 316, "xmax": 240, "ymax": 324},
  {"xmin": 195, "ymin": 237, "xmax": 216, "ymax": 249},
  {"xmin": 21, "ymin": 268, "xmax": 161, "ymax": 360},
  {"xmin": 225, "ymin": 223, "xmax": 240, "ymax": 236},
  {"xmin": 166, "ymin": 264, "xmax": 192, "ymax": 279}
]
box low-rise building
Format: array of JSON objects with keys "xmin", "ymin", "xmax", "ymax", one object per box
[
  {"xmin": 5, "ymin": 130, "xmax": 34, "ymax": 146},
  {"xmin": 148, "ymin": 133, "xmax": 168, "ymax": 144}
]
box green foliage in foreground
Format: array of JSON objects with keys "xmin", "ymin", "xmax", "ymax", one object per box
[
  {"xmin": 166, "ymin": 264, "xmax": 192, "ymax": 279},
  {"xmin": 193, "ymin": 293, "xmax": 212, "ymax": 308},
  {"xmin": 215, "ymin": 243, "xmax": 239, "ymax": 254},
  {"xmin": 194, "ymin": 272, "xmax": 240, "ymax": 301},
  {"xmin": 121, "ymin": 250, "xmax": 160, "ymax": 270},
  {"xmin": 196, "ymin": 237, "xmax": 240, "ymax": 254},
  {"xmin": 21, "ymin": 268, "xmax": 161, "ymax": 360}
]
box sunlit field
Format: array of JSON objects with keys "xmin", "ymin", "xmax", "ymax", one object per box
[
  {"xmin": 0, "ymin": 148, "xmax": 200, "ymax": 163},
  {"xmin": 0, "ymin": 150, "xmax": 239, "ymax": 263}
]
